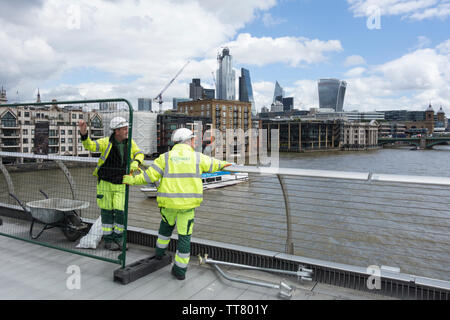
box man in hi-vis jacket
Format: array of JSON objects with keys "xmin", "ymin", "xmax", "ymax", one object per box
[
  {"xmin": 123, "ymin": 128, "xmax": 231, "ymax": 280},
  {"xmin": 79, "ymin": 117, "xmax": 144, "ymax": 251}
]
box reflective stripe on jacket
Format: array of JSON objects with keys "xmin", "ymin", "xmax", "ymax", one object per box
[
  {"xmin": 82, "ymin": 135, "xmax": 144, "ymax": 178},
  {"xmin": 135, "ymin": 143, "xmax": 228, "ymax": 209}
]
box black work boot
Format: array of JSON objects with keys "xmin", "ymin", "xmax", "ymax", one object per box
[
  {"xmin": 171, "ymin": 267, "xmax": 185, "ymax": 280},
  {"xmin": 111, "ymin": 239, "xmax": 128, "ymax": 251}
]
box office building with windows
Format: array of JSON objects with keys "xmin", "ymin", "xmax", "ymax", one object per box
[
  {"xmin": 273, "ymin": 81, "xmax": 285, "ymax": 103},
  {"xmin": 216, "ymin": 48, "xmax": 236, "ymax": 101},
  {"xmin": 178, "ymin": 99, "xmax": 252, "ymax": 134},
  {"xmin": 172, "ymin": 98, "xmax": 191, "ymax": 111},
  {"xmin": 189, "ymin": 78, "xmax": 204, "ymax": 100},
  {"xmin": 203, "ymin": 89, "xmax": 215, "ymax": 100},
  {"xmin": 318, "ymin": 79, "xmax": 347, "ymax": 112},
  {"xmin": 0, "ymin": 103, "xmax": 102, "ymax": 161},
  {"xmin": 138, "ymin": 98, "xmax": 152, "ymax": 112},
  {"xmin": 239, "ymin": 68, "xmax": 256, "ymax": 116},
  {"xmin": 282, "ymin": 97, "xmax": 294, "ymax": 112},
  {"xmin": 156, "ymin": 113, "xmax": 211, "ymax": 154}
]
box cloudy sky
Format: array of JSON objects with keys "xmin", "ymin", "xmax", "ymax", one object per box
[{"xmin": 0, "ymin": 0, "xmax": 449, "ymax": 113}]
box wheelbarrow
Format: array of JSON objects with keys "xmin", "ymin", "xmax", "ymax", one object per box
[{"xmin": 10, "ymin": 191, "xmax": 89, "ymax": 241}]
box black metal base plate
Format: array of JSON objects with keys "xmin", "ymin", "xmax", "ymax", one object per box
[{"xmin": 114, "ymin": 254, "xmax": 172, "ymax": 285}]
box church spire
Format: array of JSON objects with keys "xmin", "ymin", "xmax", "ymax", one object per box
[
  {"xmin": 37, "ymin": 89, "xmax": 41, "ymax": 103},
  {"xmin": 0, "ymin": 86, "xmax": 7, "ymax": 104}
]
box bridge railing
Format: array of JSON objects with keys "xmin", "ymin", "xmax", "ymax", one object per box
[
  {"xmin": 1, "ymin": 144, "xmax": 449, "ymax": 297},
  {"xmin": 123, "ymin": 163, "xmax": 450, "ymax": 293},
  {"xmin": 209, "ymin": 167, "xmax": 450, "ymax": 285}
]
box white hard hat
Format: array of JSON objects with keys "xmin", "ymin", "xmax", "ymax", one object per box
[
  {"xmin": 110, "ymin": 116, "xmax": 129, "ymax": 130},
  {"xmin": 172, "ymin": 128, "xmax": 194, "ymax": 143}
]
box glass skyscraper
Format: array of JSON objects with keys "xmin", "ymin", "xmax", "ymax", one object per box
[
  {"xmin": 273, "ymin": 81, "xmax": 285, "ymax": 103},
  {"xmin": 216, "ymin": 47, "xmax": 236, "ymax": 101},
  {"xmin": 138, "ymin": 98, "xmax": 152, "ymax": 111},
  {"xmin": 318, "ymin": 79, "xmax": 347, "ymax": 112},
  {"xmin": 189, "ymin": 78, "xmax": 203, "ymax": 100},
  {"xmin": 239, "ymin": 68, "xmax": 256, "ymax": 115}
]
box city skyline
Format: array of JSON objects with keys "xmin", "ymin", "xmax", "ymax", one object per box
[{"xmin": 0, "ymin": 1, "xmax": 448, "ymax": 114}]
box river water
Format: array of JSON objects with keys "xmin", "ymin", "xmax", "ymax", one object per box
[
  {"xmin": 1, "ymin": 146, "xmax": 449, "ymax": 282},
  {"xmin": 278, "ymin": 145, "xmax": 450, "ymax": 177}
]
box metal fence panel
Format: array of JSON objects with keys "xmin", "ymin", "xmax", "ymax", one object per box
[{"xmin": 0, "ymin": 99, "xmax": 133, "ymax": 267}]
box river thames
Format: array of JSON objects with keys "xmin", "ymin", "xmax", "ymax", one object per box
[{"xmin": 278, "ymin": 145, "xmax": 450, "ymax": 177}]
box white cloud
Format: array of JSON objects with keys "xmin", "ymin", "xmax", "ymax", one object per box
[
  {"xmin": 339, "ymin": 41, "xmax": 450, "ymax": 112},
  {"xmin": 290, "ymin": 80, "xmax": 319, "ymax": 109},
  {"xmin": 347, "ymin": 0, "xmax": 450, "ymax": 20},
  {"xmin": 412, "ymin": 35, "xmax": 432, "ymax": 50},
  {"xmin": 262, "ymin": 13, "xmax": 286, "ymax": 27},
  {"xmin": 253, "ymin": 81, "xmax": 277, "ymax": 110},
  {"xmin": 183, "ymin": 0, "xmax": 277, "ymax": 28},
  {"xmin": 225, "ymin": 33, "xmax": 343, "ymax": 67},
  {"xmin": 344, "ymin": 67, "xmax": 367, "ymax": 78},
  {"xmin": 374, "ymin": 48, "xmax": 447, "ymax": 91},
  {"xmin": 409, "ymin": 1, "xmax": 450, "ymax": 20},
  {"xmin": 0, "ymin": 30, "xmax": 64, "ymax": 88},
  {"xmin": 344, "ymin": 55, "xmax": 366, "ymax": 67},
  {"xmin": 437, "ymin": 39, "xmax": 450, "ymax": 54},
  {"xmin": 0, "ymin": 0, "xmax": 278, "ymax": 108},
  {"xmin": 282, "ymin": 40, "xmax": 450, "ymax": 113}
]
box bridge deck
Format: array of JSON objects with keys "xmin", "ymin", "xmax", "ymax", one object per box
[{"xmin": 0, "ymin": 236, "xmax": 393, "ymax": 301}]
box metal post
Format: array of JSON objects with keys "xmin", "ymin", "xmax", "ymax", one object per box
[
  {"xmin": 55, "ymin": 160, "xmax": 77, "ymax": 200},
  {"xmin": 276, "ymin": 174, "xmax": 294, "ymax": 255},
  {"xmin": 121, "ymin": 99, "xmax": 133, "ymax": 269},
  {"xmin": 0, "ymin": 159, "xmax": 15, "ymax": 195}
]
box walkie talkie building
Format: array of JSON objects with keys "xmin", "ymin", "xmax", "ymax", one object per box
[{"xmin": 318, "ymin": 79, "xmax": 347, "ymax": 112}]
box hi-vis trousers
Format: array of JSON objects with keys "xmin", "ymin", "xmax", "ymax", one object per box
[
  {"xmin": 96, "ymin": 180, "xmax": 126, "ymax": 243},
  {"xmin": 155, "ymin": 208, "xmax": 195, "ymax": 277}
]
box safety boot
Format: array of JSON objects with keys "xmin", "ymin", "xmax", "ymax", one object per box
[{"xmin": 171, "ymin": 267, "xmax": 185, "ymax": 280}]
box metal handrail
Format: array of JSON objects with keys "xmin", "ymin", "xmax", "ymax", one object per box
[{"xmin": 225, "ymin": 165, "xmax": 450, "ymax": 186}]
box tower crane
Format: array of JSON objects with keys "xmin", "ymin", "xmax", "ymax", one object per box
[
  {"xmin": 211, "ymin": 71, "xmax": 216, "ymax": 87},
  {"xmin": 154, "ymin": 60, "xmax": 190, "ymax": 111}
]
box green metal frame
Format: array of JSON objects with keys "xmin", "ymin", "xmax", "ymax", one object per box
[{"xmin": 0, "ymin": 98, "xmax": 133, "ymax": 268}]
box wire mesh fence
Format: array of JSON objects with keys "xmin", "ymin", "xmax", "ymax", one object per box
[
  {"xmin": 0, "ymin": 99, "xmax": 133, "ymax": 266},
  {"xmin": 137, "ymin": 171, "xmax": 448, "ymax": 284},
  {"xmin": 125, "ymin": 165, "xmax": 450, "ymax": 282}
]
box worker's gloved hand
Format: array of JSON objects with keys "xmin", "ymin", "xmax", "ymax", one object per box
[
  {"xmin": 223, "ymin": 162, "xmax": 234, "ymax": 168},
  {"xmin": 123, "ymin": 175, "xmax": 135, "ymax": 186},
  {"xmin": 130, "ymin": 161, "xmax": 140, "ymax": 173}
]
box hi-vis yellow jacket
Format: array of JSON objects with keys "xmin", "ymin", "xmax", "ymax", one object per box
[
  {"xmin": 133, "ymin": 143, "xmax": 228, "ymax": 209},
  {"xmin": 82, "ymin": 135, "xmax": 144, "ymax": 179}
]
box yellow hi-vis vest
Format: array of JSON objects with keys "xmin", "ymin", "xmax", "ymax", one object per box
[
  {"xmin": 82, "ymin": 136, "xmax": 144, "ymax": 177},
  {"xmin": 136, "ymin": 143, "xmax": 228, "ymax": 209}
]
